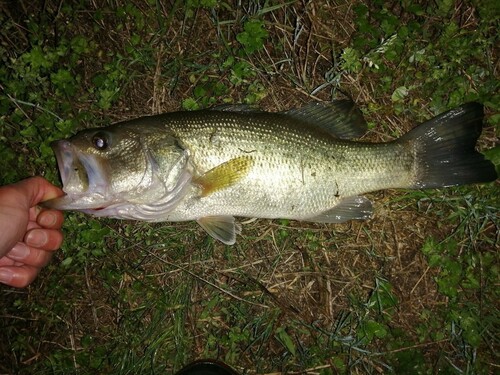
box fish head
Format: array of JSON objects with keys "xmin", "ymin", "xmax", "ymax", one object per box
[{"xmin": 45, "ymin": 122, "xmax": 191, "ymax": 217}]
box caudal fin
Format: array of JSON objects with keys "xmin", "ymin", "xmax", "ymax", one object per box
[{"xmin": 399, "ymin": 103, "xmax": 497, "ymax": 188}]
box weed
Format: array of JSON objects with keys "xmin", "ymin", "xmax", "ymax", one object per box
[{"xmin": 236, "ymin": 19, "xmax": 269, "ymax": 55}]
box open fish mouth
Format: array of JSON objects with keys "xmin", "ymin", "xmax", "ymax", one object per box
[
  {"xmin": 44, "ymin": 140, "xmax": 110, "ymax": 210},
  {"xmin": 52, "ymin": 140, "xmax": 82, "ymax": 191}
]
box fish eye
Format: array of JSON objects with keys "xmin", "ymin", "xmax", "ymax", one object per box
[{"xmin": 92, "ymin": 132, "xmax": 109, "ymax": 150}]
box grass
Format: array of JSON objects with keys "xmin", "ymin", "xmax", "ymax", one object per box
[{"xmin": 1, "ymin": 0, "xmax": 499, "ymax": 373}]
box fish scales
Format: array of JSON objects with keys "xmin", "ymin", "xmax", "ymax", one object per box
[{"xmin": 163, "ymin": 110, "xmax": 414, "ymax": 221}]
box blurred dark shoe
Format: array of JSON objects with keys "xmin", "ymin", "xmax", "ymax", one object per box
[{"xmin": 175, "ymin": 359, "xmax": 239, "ymax": 375}]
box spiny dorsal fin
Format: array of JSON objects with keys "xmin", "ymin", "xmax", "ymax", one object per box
[
  {"xmin": 304, "ymin": 196, "xmax": 372, "ymax": 223},
  {"xmin": 210, "ymin": 104, "xmax": 264, "ymax": 113},
  {"xmin": 283, "ymin": 100, "xmax": 368, "ymax": 139},
  {"xmin": 197, "ymin": 216, "xmax": 241, "ymax": 245},
  {"xmin": 193, "ymin": 156, "xmax": 254, "ymax": 197}
]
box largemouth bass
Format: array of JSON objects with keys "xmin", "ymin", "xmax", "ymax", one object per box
[{"xmin": 44, "ymin": 101, "xmax": 497, "ymax": 244}]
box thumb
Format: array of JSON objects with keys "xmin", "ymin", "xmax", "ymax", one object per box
[{"xmin": 13, "ymin": 177, "xmax": 64, "ymax": 207}]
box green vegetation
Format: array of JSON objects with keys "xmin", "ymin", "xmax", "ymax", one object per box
[{"xmin": 1, "ymin": 1, "xmax": 498, "ymax": 374}]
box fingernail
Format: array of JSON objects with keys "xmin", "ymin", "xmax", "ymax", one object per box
[
  {"xmin": 39, "ymin": 211, "xmax": 57, "ymax": 227},
  {"xmin": 0, "ymin": 268, "xmax": 14, "ymax": 284},
  {"xmin": 8, "ymin": 243, "xmax": 30, "ymax": 260},
  {"xmin": 26, "ymin": 229, "xmax": 48, "ymax": 248}
]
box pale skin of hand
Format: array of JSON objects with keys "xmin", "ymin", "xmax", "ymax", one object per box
[{"xmin": 0, "ymin": 177, "xmax": 64, "ymax": 288}]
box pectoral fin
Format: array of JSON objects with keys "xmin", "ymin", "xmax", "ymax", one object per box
[
  {"xmin": 193, "ymin": 156, "xmax": 254, "ymax": 197},
  {"xmin": 197, "ymin": 216, "xmax": 242, "ymax": 245},
  {"xmin": 305, "ymin": 196, "xmax": 372, "ymax": 223}
]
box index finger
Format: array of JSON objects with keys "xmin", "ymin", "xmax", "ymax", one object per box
[{"xmin": 37, "ymin": 209, "xmax": 64, "ymax": 229}]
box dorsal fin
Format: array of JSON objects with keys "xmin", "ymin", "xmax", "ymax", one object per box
[
  {"xmin": 283, "ymin": 100, "xmax": 368, "ymax": 139},
  {"xmin": 210, "ymin": 104, "xmax": 264, "ymax": 113}
]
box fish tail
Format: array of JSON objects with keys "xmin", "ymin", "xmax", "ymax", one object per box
[{"xmin": 399, "ymin": 102, "xmax": 497, "ymax": 188}]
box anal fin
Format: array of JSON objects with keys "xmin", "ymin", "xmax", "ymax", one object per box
[
  {"xmin": 305, "ymin": 196, "xmax": 373, "ymax": 223},
  {"xmin": 197, "ymin": 216, "xmax": 241, "ymax": 245}
]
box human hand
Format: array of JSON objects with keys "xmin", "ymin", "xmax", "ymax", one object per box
[{"xmin": 0, "ymin": 177, "xmax": 64, "ymax": 287}]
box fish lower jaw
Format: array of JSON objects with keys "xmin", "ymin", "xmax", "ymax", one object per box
[{"xmin": 47, "ymin": 190, "xmax": 117, "ymax": 210}]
